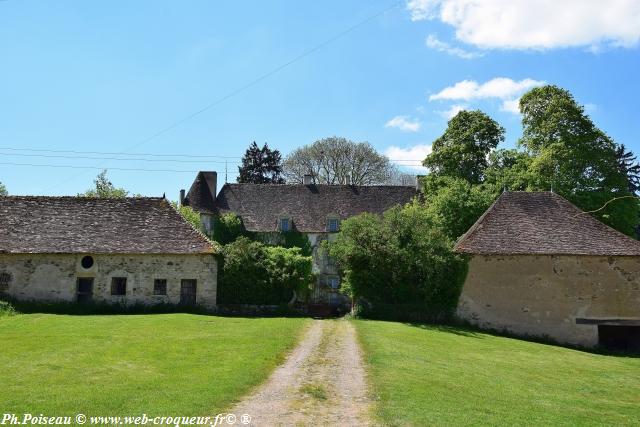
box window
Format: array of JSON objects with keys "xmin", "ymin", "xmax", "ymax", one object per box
[
  {"xmin": 111, "ymin": 277, "xmax": 127, "ymax": 296},
  {"xmin": 327, "ymin": 276, "xmax": 340, "ymax": 289},
  {"xmin": 280, "ymin": 218, "xmax": 290, "ymax": 232},
  {"xmin": 327, "ymin": 218, "xmax": 340, "ymax": 232},
  {"xmin": 0, "ymin": 271, "xmax": 11, "ymax": 292},
  {"xmin": 81, "ymin": 255, "xmax": 94, "ymax": 269},
  {"xmin": 153, "ymin": 279, "xmax": 167, "ymax": 296}
]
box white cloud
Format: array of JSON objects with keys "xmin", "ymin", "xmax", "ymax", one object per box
[
  {"xmin": 384, "ymin": 115, "xmax": 422, "ymax": 132},
  {"xmin": 440, "ymin": 104, "xmax": 468, "ymax": 119},
  {"xmin": 384, "ymin": 144, "xmax": 431, "ymax": 172},
  {"xmin": 499, "ymin": 98, "xmax": 521, "ymax": 114},
  {"xmin": 429, "ymin": 77, "xmax": 545, "ymax": 101},
  {"xmin": 425, "ymin": 34, "xmax": 483, "ymax": 59},
  {"xmin": 407, "ymin": 0, "xmax": 640, "ymax": 50}
]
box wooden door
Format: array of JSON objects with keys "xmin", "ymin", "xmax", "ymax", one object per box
[
  {"xmin": 180, "ymin": 279, "xmax": 197, "ymax": 306},
  {"xmin": 76, "ymin": 278, "xmax": 93, "ymax": 303}
]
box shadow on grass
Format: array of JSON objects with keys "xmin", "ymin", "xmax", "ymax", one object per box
[
  {"xmin": 355, "ymin": 317, "xmax": 640, "ymax": 358},
  {"xmin": 405, "ymin": 322, "xmax": 484, "ymax": 338}
]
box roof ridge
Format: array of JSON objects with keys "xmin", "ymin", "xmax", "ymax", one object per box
[{"xmin": 0, "ymin": 195, "xmax": 164, "ymax": 200}]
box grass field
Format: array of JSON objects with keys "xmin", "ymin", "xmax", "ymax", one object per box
[
  {"xmin": 0, "ymin": 313, "xmax": 308, "ymax": 417},
  {"xmin": 355, "ymin": 320, "xmax": 640, "ymax": 426}
]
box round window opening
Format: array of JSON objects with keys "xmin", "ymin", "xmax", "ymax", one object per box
[{"xmin": 81, "ymin": 256, "xmax": 94, "ymax": 269}]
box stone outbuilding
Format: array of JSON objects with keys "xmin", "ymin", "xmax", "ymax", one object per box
[
  {"xmin": 455, "ymin": 191, "xmax": 640, "ymax": 351},
  {"xmin": 0, "ymin": 196, "xmax": 218, "ymax": 308}
]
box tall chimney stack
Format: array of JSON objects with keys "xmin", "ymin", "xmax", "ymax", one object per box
[
  {"xmin": 179, "ymin": 189, "xmax": 185, "ymax": 206},
  {"xmin": 303, "ymin": 174, "xmax": 313, "ymax": 185}
]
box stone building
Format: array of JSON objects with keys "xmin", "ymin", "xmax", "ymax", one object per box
[
  {"xmin": 181, "ymin": 171, "xmax": 417, "ymax": 306},
  {"xmin": 455, "ymin": 191, "xmax": 640, "ymax": 350},
  {"xmin": 0, "ymin": 196, "xmax": 218, "ymax": 308}
]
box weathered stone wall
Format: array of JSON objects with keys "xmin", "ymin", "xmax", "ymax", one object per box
[
  {"xmin": 0, "ymin": 253, "xmax": 218, "ymax": 308},
  {"xmin": 457, "ymin": 255, "xmax": 640, "ymax": 347}
]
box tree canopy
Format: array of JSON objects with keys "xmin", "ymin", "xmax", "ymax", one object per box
[
  {"xmin": 237, "ymin": 142, "xmax": 285, "ymax": 184},
  {"xmin": 420, "ymin": 85, "xmax": 639, "ymax": 237},
  {"xmin": 518, "ymin": 85, "xmax": 638, "ymax": 235},
  {"xmin": 78, "ymin": 170, "xmax": 128, "ymax": 198},
  {"xmin": 283, "ymin": 136, "xmax": 394, "ymax": 185},
  {"xmin": 423, "ymin": 110, "xmax": 505, "ymax": 184},
  {"xmin": 0, "ymin": 182, "xmax": 7, "ymax": 196}
]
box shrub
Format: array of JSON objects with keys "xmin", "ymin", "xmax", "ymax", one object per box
[
  {"xmin": 327, "ymin": 201, "xmax": 468, "ymax": 320},
  {"xmin": 0, "ymin": 299, "xmax": 17, "ymax": 316},
  {"xmin": 218, "ymin": 237, "xmax": 313, "ymax": 305},
  {"xmin": 172, "ymin": 202, "xmax": 203, "ymax": 232},
  {"xmin": 213, "ymin": 213, "xmax": 252, "ymax": 245}
]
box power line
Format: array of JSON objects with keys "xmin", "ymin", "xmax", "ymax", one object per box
[
  {"xmin": 0, "ymin": 161, "xmax": 241, "ymax": 174},
  {"xmin": 41, "ymin": 0, "xmax": 403, "ymax": 192},
  {"xmin": 0, "ymin": 146, "xmax": 425, "ymax": 163},
  {"xmin": 0, "ymin": 151, "xmax": 242, "ymax": 164},
  {"xmin": 0, "ymin": 146, "xmax": 240, "ymax": 159}
]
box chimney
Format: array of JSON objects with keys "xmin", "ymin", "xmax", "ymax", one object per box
[
  {"xmin": 303, "ymin": 174, "xmax": 313, "ymax": 185},
  {"xmin": 200, "ymin": 171, "xmax": 218, "ymax": 199},
  {"xmin": 345, "ymin": 175, "xmax": 351, "ymax": 185},
  {"xmin": 179, "ymin": 189, "xmax": 185, "ymax": 206},
  {"xmin": 415, "ymin": 175, "xmax": 425, "ymax": 191}
]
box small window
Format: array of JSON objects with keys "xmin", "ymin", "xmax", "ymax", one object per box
[
  {"xmin": 327, "ymin": 218, "xmax": 340, "ymax": 232},
  {"xmin": 153, "ymin": 279, "xmax": 167, "ymax": 296},
  {"xmin": 328, "ymin": 276, "xmax": 340, "ymax": 289},
  {"xmin": 81, "ymin": 256, "xmax": 94, "ymax": 269},
  {"xmin": 111, "ymin": 277, "xmax": 127, "ymax": 296},
  {"xmin": 0, "ymin": 271, "xmax": 12, "ymax": 292},
  {"xmin": 280, "ymin": 218, "xmax": 290, "ymax": 232}
]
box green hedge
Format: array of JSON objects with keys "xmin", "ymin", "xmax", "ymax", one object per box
[
  {"xmin": 327, "ymin": 202, "xmax": 468, "ymax": 321},
  {"xmin": 218, "ymin": 237, "xmax": 313, "ymax": 305}
]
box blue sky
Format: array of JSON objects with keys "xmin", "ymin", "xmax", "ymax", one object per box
[{"xmin": 1, "ymin": 0, "xmax": 639, "ymax": 197}]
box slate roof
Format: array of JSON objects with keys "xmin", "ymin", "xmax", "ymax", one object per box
[
  {"xmin": 455, "ymin": 191, "xmax": 640, "ymax": 256},
  {"xmin": 213, "ymin": 183, "xmax": 418, "ymax": 232},
  {"xmin": 0, "ymin": 196, "xmax": 216, "ymax": 254}
]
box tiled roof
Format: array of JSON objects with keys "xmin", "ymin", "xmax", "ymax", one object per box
[
  {"xmin": 0, "ymin": 196, "xmax": 216, "ymax": 254},
  {"xmin": 455, "ymin": 191, "xmax": 640, "ymax": 256},
  {"xmin": 214, "ymin": 183, "xmax": 418, "ymax": 232}
]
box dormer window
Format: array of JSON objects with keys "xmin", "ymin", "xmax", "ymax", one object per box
[
  {"xmin": 280, "ymin": 218, "xmax": 291, "ymax": 232},
  {"xmin": 327, "ymin": 218, "xmax": 340, "ymax": 232}
]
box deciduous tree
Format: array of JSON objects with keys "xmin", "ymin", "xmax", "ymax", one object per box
[
  {"xmin": 78, "ymin": 170, "xmax": 128, "ymax": 198},
  {"xmin": 519, "ymin": 85, "xmax": 638, "ymax": 236},
  {"xmin": 283, "ymin": 137, "xmax": 394, "ymax": 185},
  {"xmin": 423, "ymin": 110, "xmax": 505, "ymax": 184}
]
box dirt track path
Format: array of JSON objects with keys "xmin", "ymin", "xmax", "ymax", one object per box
[{"xmin": 231, "ymin": 320, "xmax": 373, "ymax": 426}]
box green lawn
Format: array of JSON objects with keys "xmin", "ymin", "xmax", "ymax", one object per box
[
  {"xmin": 355, "ymin": 320, "xmax": 640, "ymax": 426},
  {"xmin": 0, "ymin": 313, "xmax": 308, "ymax": 416}
]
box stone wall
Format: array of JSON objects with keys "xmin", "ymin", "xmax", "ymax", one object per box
[
  {"xmin": 0, "ymin": 253, "xmax": 218, "ymax": 308},
  {"xmin": 457, "ymin": 255, "xmax": 640, "ymax": 347}
]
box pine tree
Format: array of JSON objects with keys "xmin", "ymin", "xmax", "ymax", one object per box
[
  {"xmin": 615, "ymin": 144, "xmax": 640, "ymax": 194},
  {"xmin": 237, "ymin": 142, "xmax": 285, "ymax": 184}
]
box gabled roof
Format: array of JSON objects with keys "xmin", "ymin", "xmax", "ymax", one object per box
[
  {"xmin": 455, "ymin": 191, "xmax": 640, "ymax": 256},
  {"xmin": 214, "ymin": 183, "xmax": 418, "ymax": 233},
  {"xmin": 0, "ymin": 196, "xmax": 216, "ymax": 254}
]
